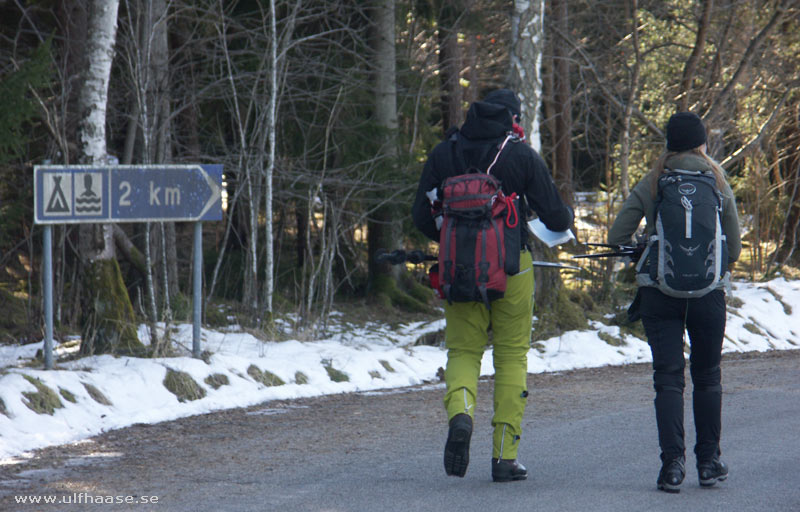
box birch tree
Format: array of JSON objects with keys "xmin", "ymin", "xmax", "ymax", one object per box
[
  {"xmin": 261, "ymin": 0, "xmax": 280, "ymax": 320},
  {"xmin": 117, "ymin": 0, "xmax": 176, "ymax": 354},
  {"xmin": 508, "ymin": 0, "xmax": 545, "ymax": 152},
  {"xmin": 77, "ymin": 0, "xmax": 143, "ymax": 355}
]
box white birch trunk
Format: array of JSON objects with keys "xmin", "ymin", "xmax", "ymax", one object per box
[
  {"xmin": 78, "ymin": 0, "xmax": 120, "ymax": 263},
  {"xmin": 262, "ymin": 0, "xmax": 279, "ymax": 317},
  {"xmin": 76, "ymin": 0, "xmax": 142, "ymax": 354},
  {"xmin": 79, "ymin": 0, "xmax": 119, "ymax": 166},
  {"xmin": 509, "ymin": 0, "xmax": 546, "ymax": 153}
]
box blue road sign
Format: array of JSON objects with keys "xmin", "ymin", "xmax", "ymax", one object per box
[{"xmin": 34, "ymin": 165, "xmax": 223, "ymax": 224}]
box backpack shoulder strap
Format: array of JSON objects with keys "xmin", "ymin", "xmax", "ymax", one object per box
[
  {"xmin": 448, "ymin": 130, "xmax": 470, "ymax": 173},
  {"xmin": 669, "ymin": 168, "xmax": 704, "ymax": 177},
  {"xmin": 450, "ymin": 131, "xmax": 515, "ymax": 176},
  {"xmin": 485, "ymin": 134, "xmax": 514, "ymax": 175}
]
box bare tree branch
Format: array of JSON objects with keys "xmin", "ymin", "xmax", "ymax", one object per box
[
  {"xmin": 677, "ymin": 0, "xmax": 714, "ymax": 110},
  {"xmin": 720, "ymin": 83, "xmax": 798, "ymax": 168},
  {"xmin": 704, "ymin": 0, "xmax": 790, "ymax": 122},
  {"xmin": 550, "ymin": 23, "xmax": 663, "ymax": 138}
]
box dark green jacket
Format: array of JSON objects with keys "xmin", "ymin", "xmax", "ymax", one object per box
[{"xmin": 608, "ymin": 153, "xmax": 741, "ymax": 264}]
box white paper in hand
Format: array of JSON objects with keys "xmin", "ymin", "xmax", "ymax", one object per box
[{"xmin": 527, "ymin": 218, "xmax": 575, "ymax": 248}]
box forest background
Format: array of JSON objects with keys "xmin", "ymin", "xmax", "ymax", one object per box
[{"xmin": 0, "ymin": 0, "xmax": 798, "ymax": 356}]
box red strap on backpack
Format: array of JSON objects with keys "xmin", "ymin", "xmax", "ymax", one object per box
[{"xmin": 505, "ymin": 192, "xmax": 518, "ymax": 228}]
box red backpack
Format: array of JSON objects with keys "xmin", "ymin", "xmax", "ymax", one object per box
[{"xmin": 434, "ymin": 134, "xmax": 521, "ymax": 308}]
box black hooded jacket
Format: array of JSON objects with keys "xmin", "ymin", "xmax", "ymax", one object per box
[{"xmin": 412, "ymin": 101, "xmax": 573, "ymax": 242}]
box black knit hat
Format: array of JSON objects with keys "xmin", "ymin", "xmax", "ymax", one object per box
[
  {"xmin": 666, "ymin": 112, "xmax": 706, "ymax": 152},
  {"xmin": 483, "ymin": 89, "xmax": 521, "ymax": 118}
]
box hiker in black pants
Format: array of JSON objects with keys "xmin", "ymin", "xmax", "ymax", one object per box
[{"xmin": 608, "ymin": 112, "xmax": 741, "ymax": 493}]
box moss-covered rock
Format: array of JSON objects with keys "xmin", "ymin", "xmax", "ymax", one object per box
[
  {"xmin": 598, "ymin": 331, "xmax": 625, "ymax": 347},
  {"xmin": 21, "ymin": 375, "xmax": 63, "ymax": 415},
  {"xmin": 247, "ymin": 364, "xmax": 285, "ymax": 386},
  {"xmin": 294, "ymin": 371, "xmax": 309, "ymax": 385},
  {"xmin": 322, "ymin": 359, "xmax": 349, "ymax": 382},
  {"xmin": 204, "ymin": 373, "xmax": 230, "ymax": 390},
  {"xmin": 163, "ymin": 369, "xmax": 206, "ymax": 402}
]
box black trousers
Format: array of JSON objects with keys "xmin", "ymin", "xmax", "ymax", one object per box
[{"xmin": 638, "ymin": 287, "xmax": 726, "ymax": 463}]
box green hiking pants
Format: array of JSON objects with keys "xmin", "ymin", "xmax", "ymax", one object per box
[{"xmin": 443, "ymin": 250, "xmax": 534, "ymax": 460}]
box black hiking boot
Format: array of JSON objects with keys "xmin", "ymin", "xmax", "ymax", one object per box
[
  {"xmin": 491, "ymin": 458, "xmax": 528, "ymax": 482},
  {"xmin": 444, "ymin": 414, "xmax": 472, "ymax": 477},
  {"xmin": 698, "ymin": 458, "xmax": 728, "ymax": 487},
  {"xmin": 657, "ymin": 456, "xmax": 685, "ymax": 493}
]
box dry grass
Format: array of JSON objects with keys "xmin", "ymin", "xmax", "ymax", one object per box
[
  {"xmin": 59, "ymin": 388, "xmax": 78, "ymax": 403},
  {"xmin": 83, "ymin": 382, "xmax": 112, "ymax": 405}
]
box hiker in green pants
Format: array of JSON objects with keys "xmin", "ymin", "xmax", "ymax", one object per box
[
  {"xmin": 444, "ymin": 249, "xmax": 534, "ymax": 466},
  {"xmin": 412, "ymin": 89, "xmax": 573, "ymax": 482}
]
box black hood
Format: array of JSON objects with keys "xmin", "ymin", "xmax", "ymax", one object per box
[
  {"xmin": 460, "ymin": 101, "xmax": 512, "ymax": 140},
  {"xmin": 483, "ymin": 88, "xmax": 521, "ymax": 118}
]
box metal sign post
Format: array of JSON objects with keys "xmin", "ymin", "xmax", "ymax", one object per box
[
  {"xmin": 43, "ymin": 225, "xmax": 54, "ymax": 370},
  {"xmin": 33, "ymin": 165, "xmax": 223, "ymax": 368},
  {"xmin": 193, "ymin": 221, "xmax": 203, "ymax": 359}
]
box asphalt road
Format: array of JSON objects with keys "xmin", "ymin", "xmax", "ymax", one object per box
[{"xmin": 1, "ymin": 349, "xmax": 798, "ymax": 512}]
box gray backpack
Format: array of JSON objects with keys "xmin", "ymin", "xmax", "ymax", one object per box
[{"xmin": 636, "ymin": 169, "xmax": 728, "ymax": 298}]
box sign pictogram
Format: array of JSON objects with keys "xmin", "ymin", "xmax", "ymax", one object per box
[
  {"xmin": 74, "ymin": 172, "xmax": 104, "ymax": 215},
  {"xmin": 43, "ymin": 172, "xmax": 72, "ymax": 216}
]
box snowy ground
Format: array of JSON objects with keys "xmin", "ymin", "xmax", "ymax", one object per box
[{"xmin": 1, "ymin": 278, "xmax": 798, "ymax": 462}]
